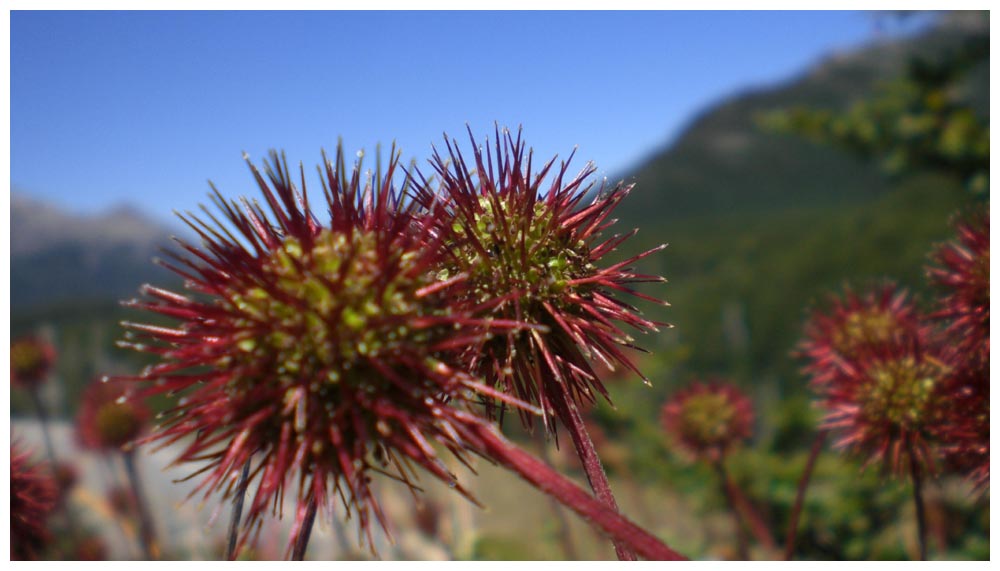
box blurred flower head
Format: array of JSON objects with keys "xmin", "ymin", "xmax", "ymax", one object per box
[
  {"xmin": 818, "ymin": 341, "xmax": 949, "ymax": 476},
  {"xmin": 800, "ymin": 283, "xmax": 926, "ymax": 387},
  {"xmin": 661, "ymin": 381, "xmax": 754, "ymax": 462},
  {"xmin": 76, "ymin": 378, "xmax": 150, "ymax": 452},
  {"xmin": 928, "ymin": 210, "xmax": 989, "ymax": 366},
  {"xmin": 411, "ymin": 126, "xmax": 668, "ymax": 429},
  {"xmin": 113, "ymin": 145, "xmax": 533, "ymax": 553},
  {"xmin": 11, "ymin": 442, "xmax": 57, "ymax": 560},
  {"xmin": 934, "ymin": 358, "xmax": 989, "ymax": 490},
  {"xmin": 10, "ymin": 335, "xmax": 56, "ymax": 389}
]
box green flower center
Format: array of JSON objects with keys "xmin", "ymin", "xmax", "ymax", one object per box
[
  {"xmin": 859, "ymin": 356, "xmax": 946, "ymax": 431},
  {"xmin": 678, "ymin": 392, "xmax": 739, "ymax": 448},
  {"xmin": 221, "ymin": 229, "xmax": 446, "ymax": 440},
  {"xmin": 457, "ymin": 196, "xmax": 595, "ymax": 305},
  {"xmin": 832, "ymin": 309, "xmax": 902, "ymax": 356}
]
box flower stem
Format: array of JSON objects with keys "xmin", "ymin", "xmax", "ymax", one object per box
[
  {"xmin": 909, "ymin": 447, "xmax": 928, "ymax": 561},
  {"xmin": 467, "ymin": 419, "xmax": 687, "ymax": 561},
  {"xmin": 27, "ymin": 387, "xmax": 59, "ymax": 473},
  {"xmin": 226, "ymin": 459, "xmax": 252, "ymax": 561},
  {"xmin": 28, "ymin": 385, "xmax": 83, "ymax": 557},
  {"xmin": 122, "ymin": 450, "xmax": 159, "ymax": 560},
  {"xmin": 551, "ymin": 388, "xmax": 637, "ymax": 561},
  {"xmin": 784, "ymin": 429, "xmax": 826, "ymax": 560},
  {"xmin": 291, "ymin": 498, "xmax": 318, "ymax": 561},
  {"xmin": 713, "ymin": 458, "xmax": 750, "ymax": 560},
  {"xmin": 534, "ymin": 427, "xmax": 579, "ymax": 559}
]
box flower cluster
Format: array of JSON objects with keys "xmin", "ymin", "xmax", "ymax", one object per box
[
  {"xmin": 10, "ymin": 336, "xmax": 56, "ymax": 389},
  {"xmin": 801, "ymin": 228, "xmax": 990, "ymax": 486},
  {"xmin": 928, "ymin": 211, "xmax": 989, "ymax": 365},
  {"xmin": 661, "ymin": 381, "xmax": 754, "ymax": 462},
  {"xmin": 11, "ymin": 442, "xmax": 57, "ymax": 560},
  {"xmin": 800, "ymin": 283, "xmax": 949, "ymax": 476},
  {"xmin": 928, "ymin": 212, "xmax": 990, "ymax": 489},
  {"xmin": 800, "ymin": 284, "xmax": 927, "ymax": 389},
  {"xmin": 112, "ymin": 139, "xmax": 680, "ymax": 560}
]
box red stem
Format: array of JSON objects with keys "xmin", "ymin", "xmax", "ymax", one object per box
[
  {"xmin": 550, "ymin": 387, "xmax": 637, "ymax": 561},
  {"xmin": 909, "ymin": 445, "xmax": 928, "ymax": 561},
  {"xmin": 784, "ymin": 429, "xmax": 827, "ymax": 560},
  {"xmin": 291, "ymin": 498, "xmax": 318, "ymax": 561},
  {"xmin": 713, "ymin": 459, "xmax": 750, "ymax": 560},
  {"xmin": 467, "ymin": 419, "xmax": 687, "ymax": 561},
  {"xmin": 122, "ymin": 450, "xmax": 159, "ymax": 560},
  {"xmin": 226, "ymin": 458, "xmax": 252, "ymax": 560}
]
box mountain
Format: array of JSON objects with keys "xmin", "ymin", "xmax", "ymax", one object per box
[
  {"xmin": 11, "ymin": 193, "xmax": 184, "ymax": 310},
  {"xmin": 616, "ymin": 11, "xmax": 988, "ymax": 225}
]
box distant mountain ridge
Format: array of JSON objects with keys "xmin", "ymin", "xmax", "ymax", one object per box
[
  {"xmin": 11, "ymin": 192, "xmax": 184, "ymax": 310},
  {"xmin": 616, "ymin": 12, "xmax": 988, "ymax": 226}
]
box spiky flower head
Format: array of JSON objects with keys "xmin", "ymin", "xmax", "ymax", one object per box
[
  {"xmin": 410, "ymin": 127, "xmax": 668, "ymax": 429},
  {"xmin": 934, "ymin": 362, "xmax": 989, "ymax": 490},
  {"xmin": 660, "ymin": 381, "xmax": 754, "ymax": 462},
  {"xmin": 928, "ymin": 210, "xmax": 989, "ymax": 367},
  {"xmin": 112, "ymin": 144, "xmax": 542, "ymax": 553},
  {"xmin": 76, "ymin": 378, "xmax": 150, "ymax": 452},
  {"xmin": 10, "ymin": 335, "xmax": 56, "ymax": 389},
  {"xmin": 11, "ymin": 442, "xmax": 57, "ymax": 560},
  {"xmin": 800, "ymin": 283, "xmax": 926, "ymax": 388},
  {"xmin": 817, "ymin": 340, "xmax": 950, "ymax": 476}
]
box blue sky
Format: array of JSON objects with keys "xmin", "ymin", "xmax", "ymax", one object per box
[{"xmin": 11, "ymin": 11, "xmax": 933, "ymax": 222}]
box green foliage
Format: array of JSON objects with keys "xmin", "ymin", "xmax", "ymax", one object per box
[{"xmin": 760, "ymin": 30, "xmax": 988, "ymax": 194}]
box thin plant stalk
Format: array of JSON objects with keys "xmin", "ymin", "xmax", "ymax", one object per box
[
  {"xmin": 464, "ymin": 418, "xmax": 687, "ymax": 561},
  {"xmin": 291, "ymin": 498, "xmax": 318, "ymax": 561},
  {"xmin": 28, "ymin": 385, "xmax": 82, "ymax": 553},
  {"xmin": 27, "ymin": 387, "xmax": 59, "ymax": 473},
  {"xmin": 122, "ymin": 450, "xmax": 159, "ymax": 560},
  {"xmin": 534, "ymin": 427, "xmax": 579, "ymax": 560},
  {"xmin": 784, "ymin": 429, "xmax": 827, "ymax": 560},
  {"xmin": 551, "ymin": 388, "xmax": 637, "ymax": 561},
  {"xmin": 713, "ymin": 458, "xmax": 750, "ymax": 560},
  {"xmin": 726, "ymin": 475, "xmax": 777, "ymax": 552},
  {"xmin": 226, "ymin": 459, "xmax": 252, "ymax": 561},
  {"xmin": 909, "ymin": 445, "xmax": 928, "ymax": 561}
]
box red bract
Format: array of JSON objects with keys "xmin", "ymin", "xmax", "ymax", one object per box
[
  {"xmin": 934, "ymin": 362, "xmax": 989, "ymax": 490},
  {"xmin": 76, "ymin": 378, "xmax": 150, "ymax": 452},
  {"xmin": 817, "ymin": 341, "xmax": 949, "ymax": 476},
  {"xmin": 800, "ymin": 283, "xmax": 926, "ymax": 388},
  {"xmin": 112, "ymin": 144, "xmax": 684, "ymax": 560},
  {"xmin": 411, "ymin": 127, "xmax": 668, "ymax": 428},
  {"xmin": 661, "ymin": 381, "xmax": 754, "ymax": 462},
  {"xmin": 928, "ymin": 210, "xmax": 989, "ymax": 366},
  {"xmin": 10, "ymin": 335, "xmax": 56, "ymax": 389},
  {"xmin": 11, "ymin": 442, "xmax": 57, "ymax": 560}
]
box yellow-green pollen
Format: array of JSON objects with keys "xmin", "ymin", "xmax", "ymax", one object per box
[
  {"xmin": 222, "ymin": 229, "xmax": 445, "ymax": 438},
  {"xmin": 457, "ymin": 196, "xmax": 595, "ymax": 306},
  {"xmin": 859, "ymin": 356, "xmax": 947, "ymax": 431},
  {"xmin": 832, "ymin": 309, "xmax": 902, "ymax": 356}
]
